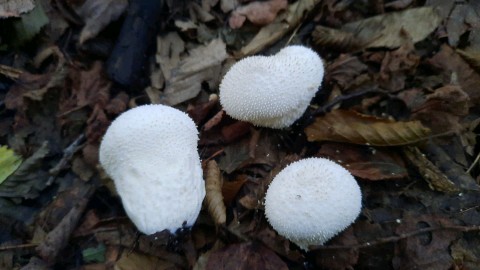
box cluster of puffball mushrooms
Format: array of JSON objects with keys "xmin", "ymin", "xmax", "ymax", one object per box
[{"xmin": 99, "ymin": 45, "xmax": 362, "ymax": 251}]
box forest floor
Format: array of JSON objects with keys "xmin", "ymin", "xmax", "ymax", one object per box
[{"xmin": 1, "ymin": 0, "xmax": 480, "ymax": 269}]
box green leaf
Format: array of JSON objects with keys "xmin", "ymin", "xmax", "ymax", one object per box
[
  {"xmin": 82, "ymin": 244, "xmax": 106, "ymax": 263},
  {"xmin": 0, "ymin": 146, "xmax": 22, "ymax": 184}
]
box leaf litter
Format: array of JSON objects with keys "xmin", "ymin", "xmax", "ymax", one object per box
[{"xmin": 1, "ymin": 0, "xmax": 480, "ymax": 269}]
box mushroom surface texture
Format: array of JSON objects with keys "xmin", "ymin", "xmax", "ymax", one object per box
[
  {"xmin": 264, "ymin": 157, "xmax": 362, "ymax": 250},
  {"xmin": 99, "ymin": 104, "xmax": 205, "ymax": 235},
  {"xmin": 219, "ymin": 45, "xmax": 324, "ymax": 128}
]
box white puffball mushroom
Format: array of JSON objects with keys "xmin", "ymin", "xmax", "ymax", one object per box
[
  {"xmin": 99, "ymin": 104, "xmax": 206, "ymax": 235},
  {"xmin": 264, "ymin": 157, "xmax": 362, "ymax": 251},
  {"xmin": 219, "ymin": 45, "xmax": 324, "ymax": 128}
]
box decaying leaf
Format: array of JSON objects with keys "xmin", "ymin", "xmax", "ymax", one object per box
[
  {"xmin": 0, "ymin": 146, "xmax": 22, "ymax": 184},
  {"xmin": 305, "ymin": 110, "xmax": 431, "ymax": 146},
  {"xmin": 11, "ymin": 2, "xmax": 49, "ymax": 46},
  {"xmin": 239, "ymin": 0, "xmax": 321, "ymax": 57},
  {"xmin": 402, "ymin": 146, "xmax": 458, "ymax": 193},
  {"xmin": 229, "ymin": 0, "xmax": 288, "ymax": 29},
  {"xmin": 313, "ymin": 7, "xmax": 442, "ymax": 50},
  {"xmin": 222, "ymin": 174, "xmax": 248, "ymax": 205},
  {"xmin": 205, "ymin": 160, "xmax": 226, "ymax": 225},
  {"xmin": 77, "ymin": 0, "xmax": 128, "ymax": 44},
  {"xmin": 218, "ymin": 140, "xmax": 250, "ymax": 173},
  {"xmin": 162, "ymin": 38, "xmax": 227, "ymax": 105}
]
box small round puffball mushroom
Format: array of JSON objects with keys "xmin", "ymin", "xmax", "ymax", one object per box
[
  {"xmin": 264, "ymin": 157, "xmax": 362, "ymax": 251},
  {"xmin": 219, "ymin": 45, "xmax": 324, "ymax": 128},
  {"xmin": 99, "ymin": 105, "xmax": 205, "ymax": 235}
]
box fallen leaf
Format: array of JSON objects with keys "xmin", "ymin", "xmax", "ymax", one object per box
[
  {"xmin": 412, "ymin": 85, "xmax": 469, "ymax": 134},
  {"xmin": 77, "ymin": 0, "xmax": 128, "ymax": 44},
  {"xmin": 313, "ymin": 7, "xmax": 442, "ymax": 50},
  {"xmin": 205, "ymin": 160, "xmax": 227, "ymax": 225},
  {"xmin": 206, "ymin": 242, "xmax": 288, "ymax": 270},
  {"xmin": 229, "ymin": 0, "xmax": 288, "ymax": 29},
  {"xmin": 162, "ymin": 38, "xmax": 227, "ymax": 105},
  {"xmin": 218, "ymin": 141, "xmax": 250, "ymax": 173},
  {"xmin": 317, "ymin": 142, "xmax": 408, "ymax": 181},
  {"xmin": 222, "ymin": 174, "xmax": 248, "ymax": 205},
  {"xmin": 0, "ymin": 146, "xmax": 22, "ymax": 184},
  {"xmin": 0, "ymin": 142, "xmax": 49, "ymax": 199},
  {"xmin": 392, "ymin": 214, "xmax": 459, "ymax": 270},
  {"xmin": 114, "ymin": 250, "xmax": 175, "ymax": 270},
  {"xmin": 10, "ymin": 2, "xmax": 49, "ymax": 46},
  {"xmin": 0, "ymin": 0, "xmax": 34, "ymax": 18},
  {"xmin": 427, "ymin": 44, "xmax": 480, "ymax": 105},
  {"xmin": 239, "ymin": 0, "xmax": 321, "ymax": 57},
  {"xmin": 314, "ymin": 227, "xmax": 359, "ymax": 270},
  {"xmin": 305, "ymin": 110, "xmax": 431, "ymax": 146}
]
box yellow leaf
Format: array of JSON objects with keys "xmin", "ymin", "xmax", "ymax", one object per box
[
  {"xmin": 305, "ymin": 110, "xmax": 431, "ymax": 146},
  {"xmin": 0, "ymin": 145, "xmax": 22, "ymax": 184}
]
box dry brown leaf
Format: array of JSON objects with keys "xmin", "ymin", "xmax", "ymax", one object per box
[
  {"xmin": 305, "ymin": 110, "xmax": 431, "ymax": 146},
  {"xmin": 229, "ymin": 0, "xmax": 288, "ymax": 29},
  {"xmin": 205, "ymin": 160, "xmax": 227, "ymax": 225},
  {"xmin": 222, "ymin": 174, "xmax": 248, "ymax": 205},
  {"xmin": 162, "ymin": 38, "xmax": 227, "ymax": 105},
  {"xmin": 77, "ymin": 0, "xmax": 128, "ymax": 44},
  {"xmin": 313, "ymin": 7, "xmax": 442, "ymax": 50},
  {"xmin": 427, "ymin": 45, "xmax": 480, "ymax": 105},
  {"xmin": 239, "ymin": 0, "xmax": 321, "ymax": 57}
]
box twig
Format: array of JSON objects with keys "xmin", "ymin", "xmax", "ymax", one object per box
[
  {"xmin": 47, "ymin": 133, "xmax": 86, "ymax": 185},
  {"xmin": 0, "ymin": 243, "xmax": 38, "ymax": 251},
  {"xmin": 310, "ymin": 224, "xmax": 480, "ymax": 250}
]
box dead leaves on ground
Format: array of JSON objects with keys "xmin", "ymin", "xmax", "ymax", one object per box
[{"xmin": 305, "ymin": 109, "xmax": 431, "ymax": 146}]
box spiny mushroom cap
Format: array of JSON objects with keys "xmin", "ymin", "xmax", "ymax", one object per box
[
  {"xmin": 264, "ymin": 157, "xmax": 362, "ymax": 251},
  {"xmin": 219, "ymin": 45, "xmax": 324, "ymax": 128},
  {"xmin": 99, "ymin": 105, "xmax": 205, "ymax": 235}
]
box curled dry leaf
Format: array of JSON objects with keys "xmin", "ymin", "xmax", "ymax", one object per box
[
  {"xmin": 206, "ymin": 160, "xmax": 227, "ymax": 225},
  {"xmin": 305, "ymin": 110, "xmax": 431, "ymax": 146},
  {"xmin": 229, "ymin": 0, "xmax": 288, "ymax": 29}
]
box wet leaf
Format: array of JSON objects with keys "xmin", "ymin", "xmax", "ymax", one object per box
[
  {"xmin": 206, "ymin": 242, "xmax": 288, "ymax": 270},
  {"xmin": 317, "ymin": 142, "xmax": 408, "ymax": 181},
  {"xmin": 205, "ymin": 160, "xmax": 226, "ymax": 225},
  {"xmin": 0, "ymin": 146, "xmax": 22, "ymax": 184},
  {"xmin": 77, "ymin": 0, "xmax": 128, "ymax": 44},
  {"xmin": 305, "ymin": 110, "xmax": 431, "ymax": 146}
]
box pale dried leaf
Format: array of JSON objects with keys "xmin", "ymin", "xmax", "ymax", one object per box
[
  {"xmin": 229, "ymin": 0, "xmax": 288, "ymax": 29},
  {"xmin": 239, "ymin": 0, "xmax": 321, "ymax": 57},
  {"xmin": 78, "ymin": 0, "xmax": 128, "ymax": 44},
  {"xmin": 305, "ymin": 110, "xmax": 431, "ymax": 146},
  {"xmin": 205, "ymin": 160, "xmax": 226, "ymax": 225},
  {"xmin": 315, "ymin": 7, "xmax": 442, "ymax": 50},
  {"xmin": 0, "ymin": 0, "xmax": 34, "ymax": 18},
  {"xmin": 163, "ymin": 38, "xmax": 227, "ymax": 105}
]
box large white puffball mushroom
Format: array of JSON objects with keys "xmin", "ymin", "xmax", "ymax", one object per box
[
  {"xmin": 219, "ymin": 45, "xmax": 324, "ymax": 128},
  {"xmin": 99, "ymin": 105, "xmax": 205, "ymax": 235},
  {"xmin": 264, "ymin": 157, "xmax": 362, "ymax": 251}
]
